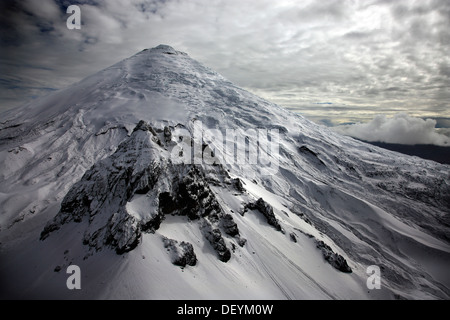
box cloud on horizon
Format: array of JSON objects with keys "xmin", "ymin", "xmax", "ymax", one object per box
[{"xmin": 332, "ymin": 113, "xmax": 450, "ymax": 146}]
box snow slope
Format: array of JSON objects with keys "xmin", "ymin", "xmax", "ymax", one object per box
[{"xmin": 0, "ymin": 45, "xmax": 449, "ymax": 300}]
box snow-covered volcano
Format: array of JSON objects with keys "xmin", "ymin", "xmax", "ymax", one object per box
[{"xmin": 1, "ymin": 45, "xmax": 449, "ymax": 299}]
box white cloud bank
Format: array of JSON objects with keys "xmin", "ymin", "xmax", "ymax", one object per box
[{"xmin": 332, "ymin": 113, "xmax": 450, "ymax": 146}]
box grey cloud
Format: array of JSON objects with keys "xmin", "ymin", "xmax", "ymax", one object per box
[
  {"xmin": 297, "ymin": 0, "xmax": 349, "ymax": 22},
  {"xmin": 439, "ymin": 64, "xmax": 450, "ymax": 78},
  {"xmin": 343, "ymin": 31, "xmax": 377, "ymax": 40}
]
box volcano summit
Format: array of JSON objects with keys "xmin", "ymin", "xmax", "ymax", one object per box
[{"xmin": 0, "ymin": 45, "xmax": 449, "ymax": 299}]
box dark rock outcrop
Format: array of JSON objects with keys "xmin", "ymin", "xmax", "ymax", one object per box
[
  {"xmin": 316, "ymin": 240, "xmax": 352, "ymax": 273},
  {"xmin": 221, "ymin": 213, "xmax": 239, "ymax": 236},
  {"xmin": 103, "ymin": 209, "xmax": 142, "ymax": 254},
  {"xmin": 247, "ymin": 198, "xmax": 282, "ymax": 231},
  {"xmin": 201, "ymin": 220, "xmax": 231, "ymax": 262},
  {"xmin": 221, "ymin": 213, "xmax": 246, "ymax": 247},
  {"xmin": 163, "ymin": 126, "xmax": 172, "ymax": 143},
  {"xmin": 231, "ymin": 178, "xmax": 246, "ymax": 193},
  {"xmin": 163, "ymin": 237, "xmax": 197, "ymax": 267},
  {"xmin": 299, "ymin": 145, "xmax": 326, "ymax": 166},
  {"xmin": 290, "ymin": 232, "xmax": 297, "ymax": 243},
  {"xmin": 40, "ymin": 120, "xmax": 245, "ymax": 264}
]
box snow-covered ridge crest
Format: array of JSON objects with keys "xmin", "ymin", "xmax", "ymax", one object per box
[{"xmin": 147, "ymin": 44, "xmax": 185, "ymax": 55}]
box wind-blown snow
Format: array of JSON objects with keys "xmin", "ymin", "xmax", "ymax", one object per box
[{"xmin": 0, "ymin": 45, "xmax": 449, "ymax": 300}]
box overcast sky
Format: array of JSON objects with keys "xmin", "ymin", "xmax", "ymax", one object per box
[{"xmin": 1, "ymin": 0, "xmax": 449, "ymax": 141}]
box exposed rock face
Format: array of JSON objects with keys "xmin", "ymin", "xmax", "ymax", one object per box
[
  {"xmin": 163, "ymin": 126, "xmax": 172, "ymax": 143},
  {"xmin": 316, "ymin": 240, "xmax": 352, "ymax": 273},
  {"xmin": 231, "ymin": 178, "xmax": 246, "ymax": 193},
  {"xmin": 247, "ymin": 198, "xmax": 282, "ymax": 232},
  {"xmin": 222, "ymin": 214, "xmax": 239, "ymax": 236},
  {"xmin": 290, "ymin": 233, "xmax": 297, "ymax": 243},
  {"xmin": 298, "ymin": 145, "xmax": 326, "ymax": 166},
  {"xmin": 221, "ymin": 213, "xmax": 246, "ymax": 247},
  {"xmin": 40, "ymin": 120, "xmax": 245, "ymax": 262},
  {"xmin": 102, "ymin": 209, "xmax": 142, "ymax": 254},
  {"xmin": 163, "ymin": 237, "xmax": 197, "ymax": 267},
  {"xmin": 41, "ymin": 120, "xmax": 164, "ymax": 252},
  {"xmin": 160, "ymin": 165, "xmax": 223, "ymax": 221},
  {"xmin": 201, "ymin": 220, "xmax": 231, "ymax": 262}
]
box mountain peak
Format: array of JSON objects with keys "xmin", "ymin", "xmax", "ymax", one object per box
[
  {"xmin": 153, "ymin": 44, "xmax": 177, "ymax": 53},
  {"xmin": 139, "ymin": 44, "xmax": 184, "ymax": 56}
]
